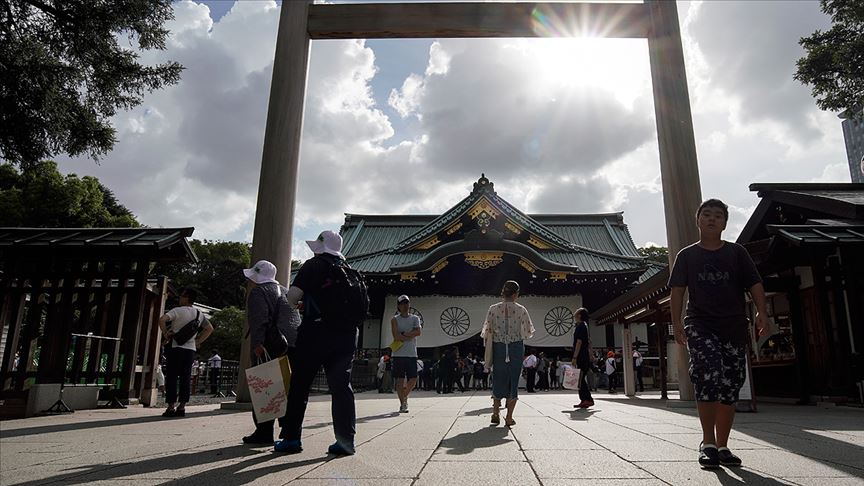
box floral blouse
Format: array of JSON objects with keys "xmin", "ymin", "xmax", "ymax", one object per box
[{"xmin": 481, "ymin": 301, "xmax": 535, "ymax": 344}]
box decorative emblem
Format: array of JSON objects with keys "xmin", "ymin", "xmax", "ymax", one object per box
[
  {"xmin": 415, "ymin": 236, "xmax": 440, "ymax": 250},
  {"xmin": 432, "ymin": 259, "xmax": 448, "ymax": 274},
  {"xmin": 410, "ymin": 307, "xmax": 424, "ymax": 326},
  {"xmin": 400, "ymin": 272, "xmax": 417, "ymax": 281},
  {"xmin": 440, "ymin": 307, "xmax": 470, "ymax": 336},
  {"xmin": 545, "ymin": 306, "xmax": 575, "ymax": 336},
  {"xmin": 527, "ymin": 235, "xmax": 551, "ymax": 249},
  {"xmin": 446, "ymin": 222, "xmax": 463, "ymax": 235},
  {"xmin": 464, "ymin": 252, "xmax": 503, "ymax": 270},
  {"xmin": 518, "ymin": 258, "xmax": 536, "ymax": 273}
]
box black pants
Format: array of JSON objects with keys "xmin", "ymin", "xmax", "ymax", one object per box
[
  {"xmin": 538, "ymin": 370, "xmax": 549, "ymax": 390},
  {"xmin": 635, "ymin": 365, "xmax": 645, "ymax": 392},
  {"xmin": 526, "ymin": 368, "xmax": 536, "ymax": 392},
  {"xmin": 251, "ymin": 349, "xmax": 295, "ymax": 438},
  {"xmin": 210, "ymin": 367, "xmax": 221, "ymax": 395},
  {"xmin": 281, "ymin": 326, "xmax": 357, "ymax": 444},
  {"xmin": 166, "ymin": 347, "xmax": 195, "ymax": 404},
  {"xmin": 578, "ymin": 361, "xmax": 593, "ymax": 403},
  {"xmin": 608, "ymin": 372, "xmax": 618, "ymax": 391}
]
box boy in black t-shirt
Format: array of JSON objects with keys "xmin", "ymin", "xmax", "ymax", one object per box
[{"xmin": 669, "ymin": 199, "xmax": 767, "ymax": 470}]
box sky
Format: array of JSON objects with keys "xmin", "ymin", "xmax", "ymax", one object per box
[{"xmin": 56, "ymin": 0, "xmax": 850, "ymax": 262}]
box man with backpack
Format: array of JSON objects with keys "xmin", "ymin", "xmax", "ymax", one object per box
[
  {"xmin": 276, "ymin": 230, "xmax": 368, "ymax": 456},
  {"xmin": 241, "ymin": 260, "xmax": 301, "ymax": 444}
]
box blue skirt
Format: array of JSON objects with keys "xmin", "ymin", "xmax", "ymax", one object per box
[{"xmin": 492, "ymin": 340, "xmax": 524, "ymax": 400}]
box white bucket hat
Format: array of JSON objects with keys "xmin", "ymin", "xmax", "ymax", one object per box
[
  {"xmin": 243, "ymin": 260, "xmax": 278, "ymax": 285},
  {"xmin": 306, "ymin": 230, "xmax": 345, "ymax": 259}
]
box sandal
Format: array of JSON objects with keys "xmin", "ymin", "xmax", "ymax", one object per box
[
  {"xmin": 505, "ymin": 418, "xmax": 516, "ymax": 427},
  {"xmin": 490, "ymin": 414, "xmax": 500, "ymax": 425}
]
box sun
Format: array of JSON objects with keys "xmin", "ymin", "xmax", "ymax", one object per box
[{"xmin": 526, "ymin": 37, "xmax": 649, "ymax": 109}]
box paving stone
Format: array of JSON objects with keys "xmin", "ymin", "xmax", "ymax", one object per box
[
  {"xmin": 525, "ymin": 449, "xmax": 655, "ymax": 479},
  {"xmin": 299, "ymin": 449, "xmax": 432, "ymax": 479},
  {"xmin": 591, "ymin": 440, "xmax": 695, "ymax": 461},
  {"xmin": 743, "ymin": 449, "xmax": 863, "ymax": 478},
  {"xmin": 414, "ymin": 461, "xmax": 540, "ymax": 485},
  {"xmin": 288, "ymin": 480, "xmax": 413, "ymax": 486},
  {"xmin": 636, "ymin": 461, "xmax": 797, "ymax": 485}
]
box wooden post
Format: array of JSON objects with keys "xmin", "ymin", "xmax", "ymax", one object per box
[
  {"xmin": 241, "ymin": 0, "xmax": 312, "ymax": 403},
  {"xmin": 647, "ymin": 0, "xmax": 702, "ymax": 402}
]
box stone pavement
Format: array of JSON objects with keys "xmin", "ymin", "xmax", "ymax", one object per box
[{"xmin": 1, "ymin": 390, "xmax": 862, "ymax": 485}]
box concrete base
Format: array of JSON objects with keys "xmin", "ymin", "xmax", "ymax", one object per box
[
  {"xmin": 25, "ymin": 384, "xmax": 62, "ymax": 417},
  {"xmin": 139, "ymin": 388, "xmax": 158, "ymax": 407},
  {"xmin": 62, "ymin": 386, "xmax": 99, "ymax": 411},
  {"xmin": 220, "ymin": 401, "xmax": 253, "ymax": 411}
]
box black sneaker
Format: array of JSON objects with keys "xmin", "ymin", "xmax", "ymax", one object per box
[
  {"xmin": 718, "ymin": 448, "xmax": 742, "ymax": 467},
  {"xmin": 699, "ymin": 443, "xmax": 720, "ymax": 469},
  {"xmin": 242, "ymin": 433, "xmax": 273, "ymax": 445}
]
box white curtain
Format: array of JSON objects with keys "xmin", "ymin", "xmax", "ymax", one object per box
[{"xmin": 379, "ymin": 294, "xmax": 583, "ymax": 349}]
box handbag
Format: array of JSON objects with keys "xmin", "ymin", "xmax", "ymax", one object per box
[{"xmin": 172, "ymin": 310, "xmax": 201, "ymax": 346}]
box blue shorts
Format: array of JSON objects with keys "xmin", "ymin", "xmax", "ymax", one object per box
[
  {"xmin": 392, "ymin": 356, "xmax": 418, "ymax": 380},
  {"xmin": 686, "ymin": 326, "xmax": 747, "ymax": 405},
  {"xmin": 492, "ymin": 341, "xmax": 524, "ymax": 400}
]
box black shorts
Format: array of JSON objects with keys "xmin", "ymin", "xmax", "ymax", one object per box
[
  {"xmin": 392, "ymin": 356, "xmax": 418, "ymax": 379},
  {"xmin": 686, "ymin": 326, "xmax": 747, "ymax": 405}
]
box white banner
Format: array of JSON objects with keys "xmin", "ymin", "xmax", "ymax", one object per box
[{"xmin": 379, "ymin": 294, "xmax": 582, "ymax": 349}]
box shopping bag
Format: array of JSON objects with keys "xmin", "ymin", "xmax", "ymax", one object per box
[
  {"xmin": 245, "ymin": 355, "xmax": 292, "ymax": 422},
  {"xmin": 562, "ymin": 365, "xmax": 581, "ymax": 391},
  {"xmin": 388, "ymin": 340, "xmax": 404, "ymax": 352}
]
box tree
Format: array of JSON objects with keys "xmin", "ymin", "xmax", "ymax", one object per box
[
  {"xmin": 638, "ymin": 245, "xmax": 669, "ymax": 265},
  {"xmin": 0, "ymin": 160, "xmax": 139, "ymax": 227},
  {"xmin": 154, "ymin": 240, "xmax": 252, "ymax": 310},
  {"xmin": 0, "ymin": 0, "xmax": 183, "ymax": 165},
  {"xmin": 197, "ymin": 306, "xmax": 244, "ymax": 362},
  {"xmin": 795, "ymin": 0, "xmax": 864, "ymax": 114}
]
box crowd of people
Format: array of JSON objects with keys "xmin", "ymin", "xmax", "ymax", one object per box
[{"xmin": 152, "ymin": 198, "xmax": 766, "ymax": 470}]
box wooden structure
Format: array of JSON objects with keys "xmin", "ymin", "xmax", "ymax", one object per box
[
  {"xmin": 244, "ymin": 0, "xmax": 703, "ymax": 401},
  {"xmin": 738, "ymin": 183, "xmax": 864, "ymax": 403},
  {"xmin": 0, "ymin": 228, "xmax": 196, "ymax": 417}
]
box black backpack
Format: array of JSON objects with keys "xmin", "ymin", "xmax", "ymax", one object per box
[{"xmin": 311, "ymin": 255, "xmax": 369, "ymax": 330}]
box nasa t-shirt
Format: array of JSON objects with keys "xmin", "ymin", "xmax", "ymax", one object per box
[{"xmin": 668, "ymin": 242, "xmax": 762, "ymax": 343}]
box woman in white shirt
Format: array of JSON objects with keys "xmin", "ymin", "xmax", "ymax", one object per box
[{"xmin": 481, "ymin": 280, "xmax": 535, "ymax": 427}]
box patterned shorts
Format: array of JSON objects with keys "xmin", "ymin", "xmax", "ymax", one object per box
[{"xmin": 685, "ymin": 326, "xmax": 746, "ymax": 405}]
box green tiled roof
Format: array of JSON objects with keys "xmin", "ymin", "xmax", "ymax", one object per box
[{"xmin": 339, "ymin": 176, "xmax": 647, "ymax": 275}]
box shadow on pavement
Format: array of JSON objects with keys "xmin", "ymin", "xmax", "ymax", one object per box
[
  {"xmin": 600, "ymin": 398, "xmax": 864, "ymax": 479},
  {"xmin": 562, "ymin": 408, "xmax": 598, "ymax": 420},
  {"xmin": 709, "ymin": 466, "xmax": 792, "ymax": 485},
  {"xmin": 0, "ymin": 408, "xmax": 246, "ymax": 439},
  {"xmin": 6, "ymin": 443, "xmax": 330, "ymax": 486},
  {"xmin": 437, "ymin": 426, "xmax": 511, "ymax": 455}
]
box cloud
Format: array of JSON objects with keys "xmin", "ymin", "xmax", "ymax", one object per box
[{"xmin": 53, "ymin": 0, "xmax": 850, "ymax": 262}]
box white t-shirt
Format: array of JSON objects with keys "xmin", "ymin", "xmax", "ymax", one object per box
[
  {"xmin": 208, "ymin": 354, "xmax": 222, "ymax": 369},
  {"xmin": 605, "ymin": 357, "xmax": 616, "ymax": 375},
  {"xmin": 633, "ymin": 350, "xmax": 643, "ymax": 367},
  {"xmin": 165, "ymin": 306, "xmax": 209, "ymax": 351},
  {"xmin": 523, "ymin": 354, "xmax": 538, "ymax": 369}
]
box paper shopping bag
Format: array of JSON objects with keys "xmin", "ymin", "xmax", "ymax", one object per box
[
  {"xmin": 563, "ymin": 365, "xmax": 581, "ymax": 391},
  {"xmin": 245, "ymin": 355, "xmax": 292, "ymax": 422},
  {"xmin": 388, "ymin": 340, "xmax": 404, "ymax": 353}
]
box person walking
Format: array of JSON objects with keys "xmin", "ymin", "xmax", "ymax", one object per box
[
  {"xmin": 605, "ymin": 351, "xmax": 617, "ymax": 393},
  {"xmin": 549, "ymin": 357, "xmax": 559, "ymax": 389},
  {"xmin": 482, "ymin": 280, "xmax": 535, "ymax": 427},
  {"xmin": 572, "ymin": 308, "xmax": 594, "ymax": 408},
  {"xmin": 207, "ymin": 351, "xmax": 222, "ymax": 395},
  {"xmin": 632, "ymin": 348, "xmax": 645, "ymax": 393},
  {"xmin": 277, "ymin": 230, "xmax": 368, "ymax": 456},
  {"xmin": 158, "ymin": 288, "xmax": 214, "ymax": 418},
  {"xmin": 669, "ymin": 198, "xmax": 767, "ymax": 469},
  {"xmin": 537, "ymin": 352, "xmax": 549, "ymax": 391},
  {"xmin": 390, "ymin": 294, "xmax": 422, "ymax": 413},
  {"xmin": 241, "ymin": 260, "xmax": 301, "ymax": 445},
  {"xmin": 523, "ymin": 350, "xmax": 538, "ymax": 393}
]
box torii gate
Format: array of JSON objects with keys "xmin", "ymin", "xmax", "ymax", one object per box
[{"xmin": 241, "ymin": 1, "xmax": 701, "ymax": 402}]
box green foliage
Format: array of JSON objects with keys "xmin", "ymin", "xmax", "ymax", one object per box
[
  {"xmin": 638, "ymin": 246, "xmax": 669, "ymax": 264},
  {"xmin": 154, "ymin": 240, "xmax": 252, "ymax": 310},
  {"xmin": 0, "ymin": 160, "xmax": 139, "ymax": 227},
  {"xmin": 0, "ymin": 0, "xmax": 183, "ymax": 165},
  {"xmin": 198, "ymin": 306, "xmax": 244, "ymax": 362},
  {"xmin": 795, "ymin": 0, "xmax": 864, "ymax": 113}
]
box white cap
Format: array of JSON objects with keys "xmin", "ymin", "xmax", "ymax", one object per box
[
  {"xmin": 306, "ymin": 230, "xmax": 345, "ymax": 260},
  {"xmin": 243, "ymin": 260, "xmax": 278, "ymax": 285},
  {"xmin": 397, "ymin": 295, "xmax": 410, "ymax": 304}
]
